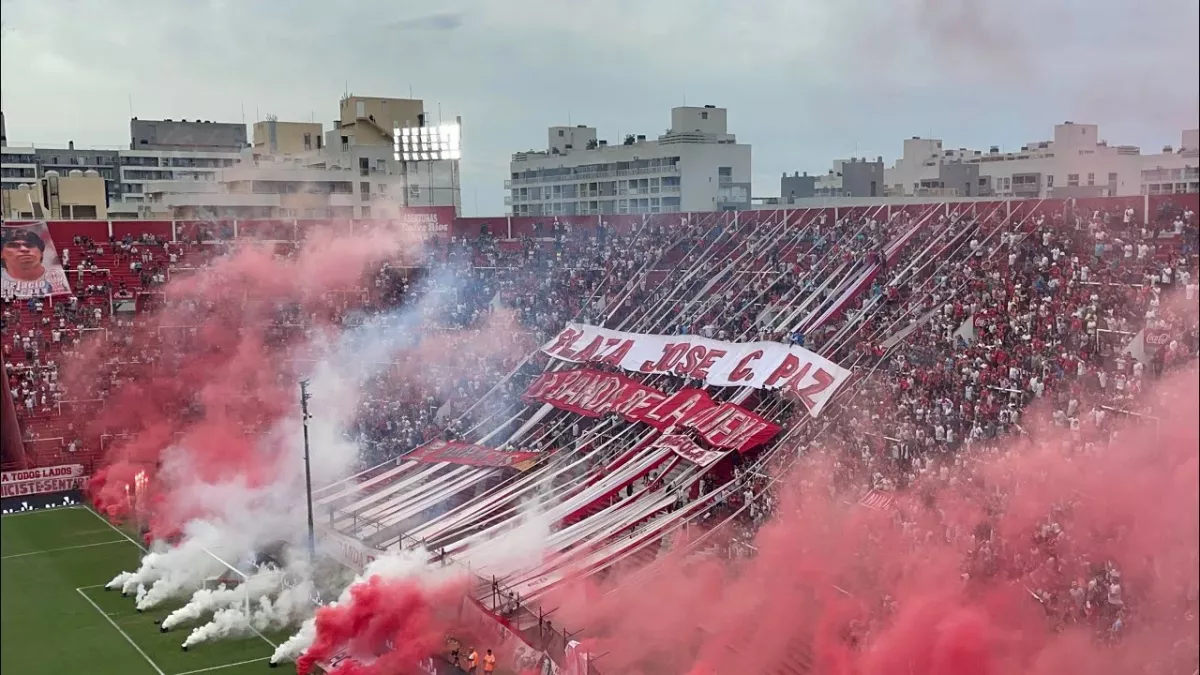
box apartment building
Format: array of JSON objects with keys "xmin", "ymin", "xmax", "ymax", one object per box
[{"xmin": 508, "ymin": 105, "xmax": 752, "ymax": 216}]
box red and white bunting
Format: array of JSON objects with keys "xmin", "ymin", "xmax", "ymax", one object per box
[
  {"xmin": 858, "ymin": 489, "xmax": 895, "ymax": 511},
  {"xmin": 524, "ymin": 369, "xmax": 781, "ymax": 454},
  {"xmin": 542, "ymin": 323, "xmax": 852, "ymax": 417},
  {"xmin": 405, "ymin": 440, "xmax": 540, "ymax": 469}
]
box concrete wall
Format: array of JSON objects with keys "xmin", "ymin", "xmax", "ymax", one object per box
[
  {"xmin": 937, "ymin": 162, "xmax": 981, "ymax": 197},
  {"xmin": 337, "ymin": 97, "xmax": 424, "ymax": 149},
  {"xmin": 253, "ymin": 121, "xmax": 324, "ymax": 155},
  {"xmin": 781, "ymin": 172, "xmax": 816, "ymax": 201},
  {"xmin": 2, "ymin": 173, "xmax": 107, "ymax": 219},
  {"xmin": 842, "ymin": 159, "xmax": 885, "ymax": 197},
  {"xmin": 131, "ymin": 119, "xmax": 247, "ymax": 152}
]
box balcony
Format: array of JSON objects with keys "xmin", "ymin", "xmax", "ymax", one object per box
[
  {"xmin": 505, "ymin": 163, "xmax": 680, "ymax": 187},
  {"xmin": 159, "ymin": 192, "xmax": 282, "ymax": 208}
]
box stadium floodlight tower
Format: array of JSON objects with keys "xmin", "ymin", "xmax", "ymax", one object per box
[
  {"xmin": 299, "ymin": 380, "xmax": 316, "ymax": 562},
  {"xmin": 394, "ymin": 119, "xmax": 462, "ymax": 207}
]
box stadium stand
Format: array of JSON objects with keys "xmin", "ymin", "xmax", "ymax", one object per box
[{"xmin": 3, "ymin": 194, "xmax": 1197, "ymax": 672}]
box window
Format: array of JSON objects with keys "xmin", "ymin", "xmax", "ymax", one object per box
[
  {"xmin": 558, "ymin": 129, "xmax": 565, "ymax": 137},
  {"xmin": 1046, "ymin": 175, "xmax": 1054, "ymax": 188},
  {"xmin": 303, "ymin": 133, "xmax": 312, "ymax": 151},
  {"xmin": 701, "ymin": 111, "xmax": 708, "ymax": 120},
  {"xmin": 359, "ymin": 157, "xmax": 370, "ymax": 176},
  {"xmin": 71, "ymin": 205, "xmax": 98, "ymax": 219},
  {"xmin": 378, "ymin": 183, "xmax": 387, "ymax": 194},
  {"xmin": 1108, "ymin": 172, "xmax": 1118, "ymax": 182},
  {"xmin": 1087, "ymin": 172, "xmax": 1095, "ymax": 186},
  {"xmin": 360, "ymin": 205, "xmax": 371, "ymax": 218},
  {"xmin": 359, "ymin": 181, "xmax": 370, "ymax": 201},
  {"xmin": 408, "ymin": 185, "xmax": 420, "ymax": 199},
  {"xmin": 1067, "ymin": 173, "xmax": 1079, "ymax": 187},
  {"xmin": 341, "ymin": 136, "xmax": 350, "ymax": 151}
]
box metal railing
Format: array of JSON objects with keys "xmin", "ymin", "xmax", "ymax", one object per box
[{"xmin": 328, "ymin": 506, "xmax": 604, "ymax": 675}]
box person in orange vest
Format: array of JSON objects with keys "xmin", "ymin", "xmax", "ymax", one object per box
[
  {"xmin": 467, "ymin": 647, "xmax": 479, "ymax": 674},
  {"xmin": 483, "ymin": 648, "xmax": 497, "ymax": 674}
]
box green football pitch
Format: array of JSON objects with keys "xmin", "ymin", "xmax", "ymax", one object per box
[{"xmin": 1, "ymin": 506, "xmax": 289, "ymax": 675}]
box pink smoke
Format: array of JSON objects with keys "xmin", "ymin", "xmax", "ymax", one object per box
[
  {"xmin": 547, "ymin": 366, "xmax": 1199, "ymax": 675},
  {"xmin": 72, "ymin": 224, "xmax": 425, "ymax": 535}
]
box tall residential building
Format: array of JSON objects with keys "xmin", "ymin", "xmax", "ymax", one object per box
[
  {"xmin": 110, "ymin": 148, "xmax": 241, "ymax": 217},
  {"xmin": 1, "ymin": 170, "xmax": 107, "ymax": 220},
  {"xmin": 145, "ymin": 143, "xmax": 458, "ymax": 220},
  {"xmin": 329, "ymin": 96, "xmax": 425, "ymax": 151},
  {"xmin": 253, "ymin": 119, "xmax": 324, "ymax": 154},
  {"xmin": 770, "ymin": 122, "xmax": 1198, "ymax": 206},
  {"xmin": 879, "ymin": 122, "xmax": 1198, "ymax": 199},
  {"xmin": 0, "ymin": 97, "xmax": 460, "ymax": 219},
  {"xmin": 130, "ymin": 118, "xmax": 248, "ymax": 152},
  {"xmin": 145, "ymin": 96, "xmax": 461, "ymax": 220},
  {"xmin": 507, "ymin": 105, "xmax": 752, "ymax": 216}
]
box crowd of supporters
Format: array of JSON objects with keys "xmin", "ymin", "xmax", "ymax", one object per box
[{"xmin": 3, "ymin": 200, "xmax": 1197, "ymax": 652}]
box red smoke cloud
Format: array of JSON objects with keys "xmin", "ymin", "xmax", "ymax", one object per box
[
  {"xmin": 297, "ymin": 574, "xmax": 467, "ymax": 675},
  {"xmin": 72, "ymin": 225, "xmax": 425, "ymax": 535},
  {"xmin": 547, "ymin": 366, "xmax": 1199, "ymax": 675},
  {"xmin": 73, "ymin": 223, "xmax": 531, "ymax": 540}
]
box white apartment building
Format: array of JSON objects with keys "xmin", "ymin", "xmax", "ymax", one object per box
[
  {"xmin": 776, "ymin": 123, "xmax": 1198, "ymax": 205},
  {"xmin": 884, "ymin": 122, "xmax": 1198, "ymax": 199},
  {"xmin": 109, "ymin": 148, "xmax": 242, "ymax": 217},
  {"xmin": 0, "ymin": 146, "xmax": 39, "ymax": 192},
  {"xmin": 507, "ymin": 105, "xmax": 752, "ymax": 216},
  {"xmin": 140, "ymin": 144, "xmax": 459, "ymax": 220}
]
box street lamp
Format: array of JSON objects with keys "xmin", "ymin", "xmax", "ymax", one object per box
[{"xmin": 300, "ymin": 380, "xmax": 316, "ymax": 562}]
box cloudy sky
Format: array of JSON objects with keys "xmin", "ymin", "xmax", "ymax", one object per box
[{"xmin": 2, "ymin": 0, "xmax": 1196, "ymax": 215}]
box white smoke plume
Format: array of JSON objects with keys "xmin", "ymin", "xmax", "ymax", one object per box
[
  {"xmin": 160, "ymin": 566, "xmax": 284, "ymax": 631},
  {"xmin": 110, "ymin": 550, "xmax": 163, "ymax": 595},
  {"xmin": 269, "ymin": 546, "xmax": 437, "ymax": 664},
  {"xmin": 455, "ymin": 498, "xmax": 554, "ymax": 577},
  {"xmin": 133, "ymin": 521, "xmax": 237, "ymax": 611},
  {"xmin": 181, "ymin": 578, "xmax": 316, "ymax": 649},
  {"xmin": 106, "ymin": 571, "xmax": 135, "ymax": 592},
  {"xmin": 269, "ymin": 490, "xmax": 558, "ymax": 664},
  {"xmin": 271, "ymin": 614, "xmax": 320, "ymax": 664}
]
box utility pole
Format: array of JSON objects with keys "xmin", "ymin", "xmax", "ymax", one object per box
[{"xmin": 300, "ymin": 380, "xmax": 316, "ymax": 561}]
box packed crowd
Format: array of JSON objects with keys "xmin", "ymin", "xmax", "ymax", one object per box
[
  {"xmin": 3, "ymin": 200, "xmax": 1197, "ymax": 675},
  {"xmin": 737, "ymin": 201, "xmax": 1200, "ymax": 650}
]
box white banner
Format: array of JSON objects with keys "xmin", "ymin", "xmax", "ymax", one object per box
[
  {"xmin": 655, "ymin": 435, "xmax": 725, "ymax": 467},
  {"xmin": 2, "ymin": 464, "xmax": 85, "ymax": 483},
  {"xmin": 317, "ymin": 527, "xmax": 383, "ymax": 573},
  {"xmin": 542, "ymin": 323, "xmax": 852, "ymax": 417},
  {"xmin": 1, "ymin": 464, "xmax": 87, "ymax": 498}
]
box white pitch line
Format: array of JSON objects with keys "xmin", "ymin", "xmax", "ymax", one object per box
[
  {"xmin": 0, "ymin": 505, "xmax": 83, "ymax": 518},
  {"xmin": 172, "ymin": 657, "xmax": 271, "ymax": 675},
  {"xmin": 2, "ymin": 539, "xmax": 128, "ymax": 560},
  {"xmin": 84, "ymin": 505, "xmax": 148, "ymax": 551},
  {"xmin": 82, "ymin": 506, "xmax": 279, "ymax": 648},
  {"xmin": 76, "ymin": 587, "xmax": 167, "ymax": 675}
]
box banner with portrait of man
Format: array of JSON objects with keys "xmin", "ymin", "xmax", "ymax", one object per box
[{"xmin": 1, "ymin": 222, "xmax": 73, "ymax": 299}]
